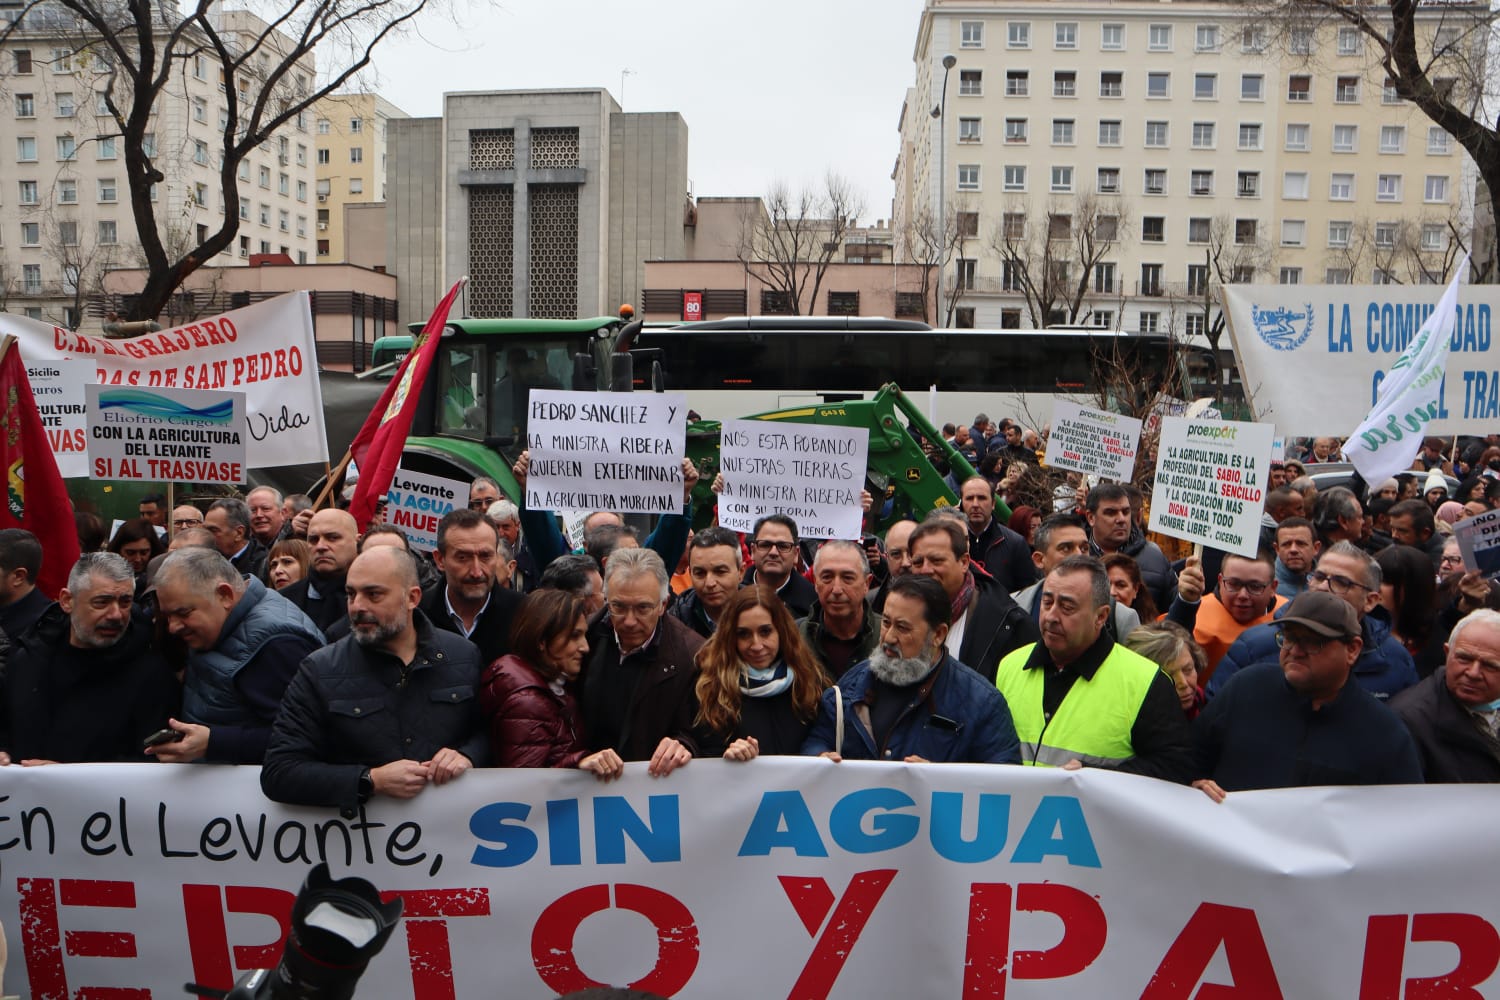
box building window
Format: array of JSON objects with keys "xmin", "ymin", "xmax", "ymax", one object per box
[
  {"xmin": 1140, "ymin": 263, "xmax": 1163, "ymax": 295},
  {"xmin": 296, "ymin": 180, "xmax": 307, "ymax": 201},
  {"xmin": 1185, "ymin": 314, "xmax": 1206, "ymax": 337},
  {"xmin": 958, "ymin": 164, "xmax": 981, "ymax": 190},
  {"xmin": 1148, "ymin": 24, "xmax": 1172, "ymax": 50},
  {"xmin": 1332, "ymin": 124, "xmax": 1357, "ymax": 153},
  {"xmin": 349, "ymin": 118, "xmax": 363, "ymax": 133},
  {"xmin": 317, "ymin": 148, "xmax": 330, "ymax": 165},
  {"xmin": 1094, "ymin": 311, "xmax": 1115, "ymax": 329},
  {"xmin": 193, "ymin": 97, "xmax": 207, "ymax": 123},
  {"xmin": 1053, "ymin": 71, "xmax": 1076, "ymax": 97},
  {"xmin": 316, "ymin": 118, "xmax": 330, "ymax": 134},
  {"xmin": 98, "ymin": 177, "xmax": 116, "ymax": 202},
  {"xmin": 1335, "ymin": 76, "xmax": 1359, "ymax": 103},
  {"xmin": 1242, "ymin": 25, "xmax": 1266, "ymax": 52},
  {"xmin": 1095, "ymin": 262, "xmax": 1116, "ymax": 293},
  {"xmin": 57, "ymin": 179, "xmax": 76, "ymax": 203},
  {"xmin": 955, "ymin": 260, "xmax": 976, "ymax": 291},
  {"xmin": 960, "ymin": 20, "xmax": 984, "ymax": 47},
  {"xmin": 1007, "ymin": 22, "xmax": 1030, "ymax": 47},
  {"xmin": 1002, "ymin": 212, "xmax": 1025, "ymax": 239},
  {"xmin": 1237, "ymin": 171, "xmax": 1260, "ymax": 197},
  {"xmin": 1281, "ymin": 220, "xmax": 1306, "ymax": 246},
  {"xmin": 1144, "ymin": 168, "xmax": 1166, "ymax": 195},
  {"xmin": 1289, "ymin": 27, "xmax": 1313, "ymax": 55},
  {"xmin": 1052, "ymin": 119, "xmax": 1074, "ymax": 145},
  {"xmin": 13, "ymin": 50, "xmax": 32, "ymax": 74},
  {"xmin": 1194, "ymin": 73, "xmax": 1217, "ymax": 100},
  {"xmin": 348, "ymin": 147, "xmax": 362, "ymax": 164},
  {"xmin": 1337, "ymin": 26, "xmax": 1362, "ymax": 55},
  {"xmin": 1188, "ymin": 218, "xmax": 1211, "ymax": 244},
  {"xmin": 1325, "ymin": 267, "xmax": 1351, "ymax": 284},
  {"xmin": 16, "ymin": 136, "xmax": 36, "ymax": 161},
  {"xmin": 1428, "ymin": 128, "xmax": 1451, "ymax": 154},
  {"xmin": 94, "ymin": 136, "xmax": 115, "ymax": 160},
  {"xmin": 1097, "ymin": 166, "xmax": 1120, "ymax": 193},
  {"xmin": 98, "ymin": 220, "xmax": 116, "ymax": 244},
  {"xmin": 895, "ymin": 292, "xmax": 925, "ymax": 318},
  {"xmin": 1374, "ymin": 222, "xmax": 1398, "ymax": 249},
  {"xmin": 1098, "ymin": 120, "xmax": 1121, "ymax": 146},
  {"xmin": 1238, "ymin": 123, "xmax": 1261, "ymax": 149},
  {"xmin": 957, "ymin": 212, "xmax": 979, "ymax": 238},
  {"xmin": 954, "ymin": 308, "xmax": 976, "ymax": 329},
  {"xmin": 1005, "ymin": 70, "xmax": 1029, "ymax": 96},
  {"xmin": 56, "ymin": 136, "xmax": 75, "ymax": 161},
  {"xmin": 1373, "ymin": 269, "xmax": 1396, "ymax": 285},
  {"xmin": 1096, "ymin": 215, "xmax": 1118, "ymax": 240},
  {"xmin": 18, "ymin": 180, "xmax": 38, "ymax": 204},
  {"xmin": 1142, "ymin": 217, "xmax": 1165, "ymax": 242},
  {"xmin": 1001, "ymin": 260, "xmax": 1023, "ymax": 290},
  {"xmin": 1376, "ymin": 174, "xmax": 1401, "ymax": 201},
  {"xmin": 959, "ymin": 70, "xmax": 982, "ymax": 96},
  {"xmin": 1230, "ymin": 265, "xmax": 1254, "ymax": 283},
  {"xmin": 1421, "ymin": 224, "xmax": 1446, "ymax": 251},
  {"xmin": 1287, "ymin": 75, "xmax": 1311, "ymax": 102},
  {"xmin": 1285, "ymin": 123, "xmax": 1310, "ymax": 151},
  {"xmin": 278, "ymin": 172, "xmax": 289, "ymax": 195},
  {"xmin": 15, "ymin": 93, "xmax": 34, "ymax": 118},
  {"xmin": 193, "ymin": 140, "xmax": 208, "ymax": 165},
  {"xmin": 1051, "ymin": 165, "xmax": 1073, "ymax": 191},
  {"xmin": 1379, "ymin": 125, "xmax": 1405, "ymax": 153},
  {"xmin": 1048, "ymin": 214, "xmax": 1072, "ymax": 240},
  {"xmin": 1328, "ymin": 221, "xmax": 1352, "ymax": 247},
  {"xmin": 1101, "ymin": 23, "xmax": 1123, "ymax": 49},
  {"xmin": 56, "ymin": 92, "xmax": 74, "ymax": 118},
  {"xmin": 1147, "ymin": 72, "xmax": 1170, "ymax": 98},
  {"xmin": 1279, "ymin": 267, "xmax": 1302, "ymax": 285},
  {"xmin": 1004, "ymin": 118, "xmax": 1028, "ymax": 143},
  {"xmin": 1145, "ymin": 120, "xmax": 1168, "ymax": 147},
  {"xmin": 259, "ymin": 203, "xmax": 270, "ymax": 225},
  {"xmin": 1196, "ymin": 24, "xmax": 1220, "ymax": 51},
  {"xmin": 57, "ymin": 221, "xmax": 77, "ymax": 246},
  {"xmin": 1234, "ymin": 219, "xmax": 1258, "ymax": 245},
  {"xmin": 20, "ymin": 222, "xmax": 39, "ymax": 246},
  {"xmin": 957, "ymin": 117, "xmax": 981, "ymax": 143},
  {"xmin": 296, "ymin": 143, "xmax": 307, "ymax": 166},
  {"xmin": 1424, "ymin": 175, "xmax": 1449, "ymax": 202},
  {"xmin": 1190, "ymin": 170, "xmax": 1213, "ymax": 196},
  {"xmin": 1241, "ymin": 74, "xmax": 1263, "ymax": 101},
  {"xmin": 1139, "ymin": 312, "xmax": 1160, "ymax": 333},
  {"xmin": 238, "ymin": 196, "xmax": 250, "ymax": 220},
  {"xmin": 1055, "ymin": 22, "xmax": 1077, "ymax": 48},
  {"xmin": 1191, "ymin": 122, "xmax": 1215, "ymax": 148},
  {"xmin": 349, "ymin": 178, "xmax": 363, "ymax": 194},
  {"xmin": 1283, "ymin": 171, "xmax": 1309, "ymax": 199},
  {"xmin": 22, "ymin": 265, "xmax": 41, "ymax": 294},
  {"xmin": 50, "ymin": 47, "xmax": 72, "ymax": 72},
  {"xmin": 1099, "ymin": 71, "xmax": 1123, "ymax": 98}
]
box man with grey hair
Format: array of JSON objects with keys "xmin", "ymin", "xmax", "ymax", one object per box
[
  {"xmin": 205, "ymin": 497, "xmax": 268, "ymax": 579},
  {"xmin": 798, "ymin": 540, "xmax": 881, "ymax": 679},
  {"xmin": 486, "ymin": 498, "xmax": 536, "ymax": 592},
  {"xmin": 0, "ymin": 552, "xmax": 175, "ymax": 765},
  {"xmin": 246, "ymin": 485, "xmax": 287, "ymax": 547},
  {"xmin": 581, "ymin": 547, "xmax": 703, "ymax": 775},
  {"xmin": 1392, "ymin": 608, "xmax": 1500, "ymax": 782},
  {"xmin": 468, "ymin": 476, "xmax": 503, "ymax": 512},
  {"xmin": 148, "ymin": 547, "xmax": 324, "ymax": 765},
  {"xmin": 262, "ymin": 546, "xmax": 487, "ymax": 816}
]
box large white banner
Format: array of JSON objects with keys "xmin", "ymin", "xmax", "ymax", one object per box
[
  {"xmin": 0, "ymin": 762, "xmax": 1495, "ymax": 999},
  {"xmin": 718, "ymin": 418, "xmax": 869, "ymax": 540},
  {"xmin": 524, "ymin": 389, "xmax": 687, "ymax": 515},
  {"xmin": 1220, "ymin": 283, "xmax": 1497, "ymax": 435},
  {"xmin": 0, "ymin": 293, "xmax": 329, "ymax": 477}
]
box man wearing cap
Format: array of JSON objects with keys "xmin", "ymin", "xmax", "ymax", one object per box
[{"xmin": 1192, "ymin": 591, "xmax": 1423, "ymax": 800}]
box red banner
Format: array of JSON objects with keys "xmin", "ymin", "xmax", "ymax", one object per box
[{"xmin": 683, "ymin": 291, "xmax": 703, "ymax": 322}]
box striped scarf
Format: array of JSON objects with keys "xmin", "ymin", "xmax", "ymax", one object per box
[{"xmin": 950, "ymin": 570, "xmax": 976, "ymax": 625}]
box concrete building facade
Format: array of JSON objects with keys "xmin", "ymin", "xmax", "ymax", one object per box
[
  {"xmin": 312, "ymin": 92, "xmax": 407, "ymax": 264},
  {"xmin": 895, "ymin": 0, "xmax": 1483, "ymax": 334}
]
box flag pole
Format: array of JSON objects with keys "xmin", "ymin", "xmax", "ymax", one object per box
[
  {"xmin": 311, "ymin": 449, "xmax": 354, "ymax": 511},
  {"xmin": 0, "ymin": 335, "xmax": 15, "ymax": 368}
]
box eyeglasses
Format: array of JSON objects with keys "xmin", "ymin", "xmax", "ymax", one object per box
[
  {"xmin": 753, "ymin": 540, "xmax": 796, "ymax": 553},
  {"xmin": 1275, "ymin": 629, "xmax": 1339, "ymax": 653},
  {"xmin": 606, "ymin": 599, "xmax": 661, "ymax": 620},
  {"xmin": 1220, "ymin": 577, "xmax": 1271, "ymax": 596},
  {"xmin": 1439, "ymin": 554, "xmax": 1465, "ymax": 568},
  {"xmin": 1307, "ymin": 569, "xmax": 1371, "ymax": 596},
  {"xmin": 173, "ymin": 518, "xmax": 202, "ymax": 528},
  {"xmin": 87, "ymin": 594, "xmax": 134, "ymax": 611},
  {"xmin": 468, "ymin": 499, "xmax": 494, "ymax": 511}
]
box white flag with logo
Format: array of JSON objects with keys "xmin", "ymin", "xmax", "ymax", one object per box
[{"xmin": 1344, "ymin": 257, "xmax": 1466, "ymax": 485}]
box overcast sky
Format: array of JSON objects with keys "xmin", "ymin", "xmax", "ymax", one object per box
[{"xmin": 372, "ymin": 0, "xmax": 927, "ymax": 223}]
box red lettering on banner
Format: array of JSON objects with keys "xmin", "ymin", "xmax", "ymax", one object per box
[
  {"xmin": 779, "ymin": 870, "xmax": 897, "ymax": 1000},
  {"xmin": 183, "ymin": 883, "xmax": 294, "ymax": 993},
  {"xmin": 1358, "ymin": 913, "xmax": 1500, "ymax": 1000},
  {"xmin": 377, "ymin": 887, "xmax": 491, "ymax": 1000},
  {"xmin": 961, "ymin": 882, "xmax": 1108, "ymax": 998},
  {"xmin": 18, "ymin": 878, "xmax": 144, "ymax": 1000},
  {"xmin": 531, "ymin": 883, "xmax": 699, "ymax": 996},
  {"xmin": 1141, "ymin": 902, "xmax": 1284, "ymax": 999}
]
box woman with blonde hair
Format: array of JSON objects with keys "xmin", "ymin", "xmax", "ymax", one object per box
[
  {"xmin": 1123, "ymin": 620, "xmax": 1207, "ymax": 720},
  {"xmin": 695, "ymin": 588, "xmax": 830, "ymax": 759}
]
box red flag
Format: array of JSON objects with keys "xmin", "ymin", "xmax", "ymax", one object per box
[
  {"xmin": 0, "ymin": 337, "xmax": 81, "ymax": 597},
  {"xmin": 346, "ymin": 279, "xmax": 465, "ymax": 528}
]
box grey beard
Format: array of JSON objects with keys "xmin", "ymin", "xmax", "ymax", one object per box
[
  {"xmin": 352, "ymin": 615, "xmax": 407, "ymax": 648},
  {"xmin": 868, "ymin": 645, "xmax": 939, "ymax": 687}
]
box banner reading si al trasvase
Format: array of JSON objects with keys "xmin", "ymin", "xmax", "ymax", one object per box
[
  {"xmin": 1220, "ymin": 283, "xmax": 1500, "ymax": 435},
  {"xmin": 2, "ymin": 762, "xmax": 1495, "ymax": 999},
  {"xmin": 0, "ymin": 293, "xmax": 328, "ymax": 477}
]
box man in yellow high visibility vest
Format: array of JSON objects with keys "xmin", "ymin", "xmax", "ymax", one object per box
[{"xmin": 994, "ymin": 555, "xmax": 1194, "ymax": 783}]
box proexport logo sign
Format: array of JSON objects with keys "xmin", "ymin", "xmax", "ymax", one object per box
[{"xmin": 1249, "ymin": 303, "xmax": 1314, "ymax": 351}]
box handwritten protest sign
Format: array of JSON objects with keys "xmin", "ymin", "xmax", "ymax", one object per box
[
  {"xmin": 525, "ymin": 389, "xmax": 687, "ymax": 515},
  {"xmin": 86, "ymin": 384, "xmax": 246, "ymax": 485},
  {"xmin": 1149, "ymin": 416, "xmax": 1275, "ymax": 558},
  {"xmin": 1044, "ymin": 399, "xmax": 1143, "ymax": 481},
  {"xmin": 718, "ymin": 418, "xmax": 869, "ymax": 540},
  {"xmin": 1453, "ymin": 508, "xmax": 1500, "ymax": 580},
  {"xmin": 384, "ymin": 467, "xmax": 465, "ymax": 551}
]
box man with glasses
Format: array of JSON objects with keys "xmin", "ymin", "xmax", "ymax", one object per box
[
  {"xmin": 1208, "ymin": 541, "xmax": 1418, "ymax": 702},
  {"xmin": 0, "ymin": 553, "xmax": 175, "ymax": 765},
  {"xmin": 870, "ymin": 518, "xmax": 916, "ymax": 612},
  {"xmin": 581, "ymin": 547, "xmax": 703, "ymax": 775},
  {"xmin": 1191, "ymin": 590, "xmax": 1422, "ymax": 800},
  {"xmin": 1166, "ymin": 547, "xmax": 1286, "ymax": 685},
  {"xmin": 1392, "ymin": 609, "xmax": 1500, "ymax": 782},
  {"xmin": 743, "ymin": 514, "xmax": 816, "ymax": 619},
  {"xmin": 171, "ymin": 504, "xmax": 204, "ymax": 534},
  {"xmin": 468, "ymin": 477, "xmax": 503, "ymax": 512}
]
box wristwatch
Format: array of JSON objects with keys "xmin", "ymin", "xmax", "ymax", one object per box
[{"xmin": 357, "ymin": 767, "xmax": 374, "ymax": 803}]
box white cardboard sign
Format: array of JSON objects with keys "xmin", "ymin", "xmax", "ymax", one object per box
[
  {"xmin": 384, "ymin": 466, "xmax": 466, "ymax": 552},
  {"xmin": 1149, "ymin": 416, "xmax": 1276, "ymax": 558},
  {"xmin": 718, "ymin": 418, "xmax": 868, "ymax": 540},
  {"xmin": 1453, "ymin": 508, "xmax": 1500, "ymax": 580},
  {"xmin": 524, "ymin": 389, "xmax": 687, "ymax": 515},
  {"xmin": 86, "ymin": 383, "xmax": 247, "ymax": 484},
  {"xmin": 1044, "ymin": 398, "xmax": 1143, "ymax": 481}
]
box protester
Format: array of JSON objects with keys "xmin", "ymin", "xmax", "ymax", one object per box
[
  {"xmin": 797, "ymin": 540, "xmax": 881, "ymax": 680},
  {"xmin": 148, "ymin": 548, "xmax": 324, "ymax": 765},
  {"xmin": 1192, "ymin": 591, "xmax": 1423, "ymax": 800},
  {"xmin": 261, "ymin": 547, "xmax": 487, "ymax": 815},
  {"xmin": 743, "ymin": 515, "xmax": 817, "ymax": 618},
  {"xmin": 1390, "ymin": 609, "xmax": 1500, "ymax": 782},
  {"xmin": 266, "ymin": 538, "xmax": 312, "ymax": 591},
  {"xmin": 1123, "ymin": 620, "xmax": 1207, "ymax": 720},
  {"xmin": 280, "ymin": 509, "xmax": 359, "ymax": 637},
  {"xmin": 421, "ymin": 507, "xmax": 524, "ymax": 666},
  {"xmin": 908, "ymin": 517, "xmax": 1038, "ymax": 683},
  {"xmin": 960, "ymin": 476, "xmax": 1036, "ymax": 592},
  {"xmin": 1375, "ymin": 545, "xmax": 1443, "ymax": 677},
  {"xmin": 581, "ymin": 548, "xmax": 703, "ymax": 774},
  {"xmin": 246, "ymin": 486, "xmax": 288, "ymax": 547},
  {"xmin": 695, "ymin": 588, "xmax": 831, "ymax": 758},
  {"xmin": 1168, "ymin": 548, "xmax": 1287, "ymax": 683},
  {"xmin": 171, "ymin": 504, "xmax": 204, "ymax": 534},
  {"xmin": 108, "ymin": 518, "xmax": 165, "ymax": 597},
  {"xmin": 1015, "ymin": 514, "xmax": 1139, "ymax": 642},
  {"xmin": 994, "ymin": 555, "xmax": 1194, "ymax": 781},
  {"xmin": 0, "ymin": 553, "xmax": 174, "ymax": 765},
  {"xmin": 1102, "ymin": 552, "xmax": 1158, "ymax": 627},
  {"xmin": 539, "ymin": 554, "xmax": 606, "ymax": 617},
  {"xmin": 802, "ymin": 574, "xmax": 1019, "ymax": 764},
  {"xmin": 870, "ymin": 517, "xmax": 917, "ymax": 611},
  {"xmin": 1085, "ymin": 484, "xmax": 1176, "ymax": 610},
  {"xmin": 203, "ymin": 498, "xmax": 268, "ymax": 579},
  {"xmin": 137, "ymin": 494, "xmax": 167, "ymax": 528},
  {"xmin": 1007, "ymin": 506, "xmax": 1040, "ymax": 548},
  {"xmin": 1273, "ymin": 517, "xmax": 1320, "ymax": 598},
  {"xmin": 667, "ymin": 527, "xmax": 744, "ymax": 638},
  {"xmin": 0, "ymin": 529, "xmax": 50, "ymax": 639},
  {"xmin": 1310, "ymin": 487, "xmax": 1363, "ymax": 549},
  {"xmin": 1389, "ymin": 498, "xmax": 1446, "ymax": 571},
  {"xmin": 486, "ymin": 498, "xmax": 536, "ymax": 592},
  {"xmin": 468, "ymin": 476, "xmax": 503, "ymax": 511}
]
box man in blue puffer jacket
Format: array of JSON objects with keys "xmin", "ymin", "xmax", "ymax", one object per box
[{"xmin": 1207, "ymin": 542, "xmax": 1418, "ymax": 702}]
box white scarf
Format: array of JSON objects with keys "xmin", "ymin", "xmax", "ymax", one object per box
[{"xmin": 740, "ymin": 659, "xmax": 793, "ymax": 699}]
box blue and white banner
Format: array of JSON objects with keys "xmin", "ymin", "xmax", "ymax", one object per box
[
  {"xmin": 0, "ymin": 761, "xmax": 1496, "ymax": 998},
  {"xmin": 1220, "ymin": 280, "xmax": 1495, "ymax": 435}
]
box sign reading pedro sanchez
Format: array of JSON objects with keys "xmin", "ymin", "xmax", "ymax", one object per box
[
  {"xmin": 86, "ymin": 384, "xmax": 247, "ymax": 484},
  {"xmin": 1149, "ymin": 416, "xmax": 1275, "ymax": 558}
]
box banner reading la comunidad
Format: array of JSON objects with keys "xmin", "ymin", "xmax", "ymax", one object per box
[
  {"xmin": 1219, "ymin": 283, "xmax": 1497, "ymax": 434},
  {"xmin": 1, "ymin": 762, "xmax": 1495, "ymax": 999},
  {"xmin": 0, "ymin": 292, "xmax": 328, "ymax": 477}
]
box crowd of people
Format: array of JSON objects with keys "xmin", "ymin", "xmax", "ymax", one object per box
[{"xmin": 2, "ymin": 420, "xmax": 1497, "ymax": 816}]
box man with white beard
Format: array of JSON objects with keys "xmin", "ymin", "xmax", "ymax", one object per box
[{"xmin": 801, "ymin": 574, "xmax": 1020, "ymax": 763}]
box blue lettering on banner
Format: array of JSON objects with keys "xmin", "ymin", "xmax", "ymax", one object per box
[
  {"xmin": 1357, "ymin": 302, "xmax": 1491, "ymax": 355},
  {"xmin": 831, "ymin": 789, "xmax": 919, "ymax": 854},
  {"xmin": 469, "ymin": 795, "xmax": 682, "ymax": 868}
]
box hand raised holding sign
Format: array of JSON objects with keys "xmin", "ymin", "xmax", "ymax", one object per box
[{"xmin": 1177, "ymin": 556, "xmax": 1206, "ymax": 604}]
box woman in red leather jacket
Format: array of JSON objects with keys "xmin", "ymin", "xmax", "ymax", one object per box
[{"xmin": 479, "ymin": 589, "xmax": 623, "ymax": 778}]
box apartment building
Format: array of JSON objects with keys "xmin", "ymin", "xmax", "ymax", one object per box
[
  {"xmin": 0, "ymin": 3, "xmax": 316, "ymax": 329},
  {"xmin": 894, "ymin": 0, "xmax": 1483, "ymax": 334},
  {"xmin": 312, "ymin": 92, "xmax": 408, "ymax": 264}
]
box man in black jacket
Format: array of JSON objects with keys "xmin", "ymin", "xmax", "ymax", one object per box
[
  {"xmin": 1391, "ymin": 609, "xmax": 1500, "ymax": 782},
  {"xmin": 742, "ymin": 515, "xmax": 817, "ymax": 619},
  {"xmin": 0, "ymin": 528, "xmax": 50, "ymax": 640},
  {"xmin": 261, "ymin": 546, "xmax": 487, "ymax": 816},
  {"xmin": 206, "ymin": 498, "xmax": 267, "ymax": 580},
  {"xmin": 419, "ymin": 507, "xmax": 523, "ymax": 666},
  {"xmin": 279, "ymin": 508, "xmax": 359, "ymax": 637},
  {"xmin": 908, "ymin": 517, "xmax": 1040, "ymax": 684},
  {"xmin": 0, "ymin": 552, "xmax": 175, "ymax": 765},
  {"xmin": 961, "ymin": 476, "xmax": 1036, "ymax": 592}
]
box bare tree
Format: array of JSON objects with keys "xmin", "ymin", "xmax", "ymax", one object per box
[
  {"xmin": 2, "ymin": 0, "xmax": 438, "ymax": 321},
  {"xmin": 988, "ymin": 193, "xmax": 1128, "ymax": 327},
  {"xmin": 40, "ymin": 208, "xmax": 115, "ymax": 330},
  {"xmin": 1258, "ymin": 2, "xmax": 1500, "ymax": 275},
  {"xmin": 736, "ymin": 173, "xmax": 865, "ymax": 315},
  {"xmin": 898, "ymin": 203, "xmax": 962, "ymax": 324}
]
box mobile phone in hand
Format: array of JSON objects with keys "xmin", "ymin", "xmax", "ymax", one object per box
[{"xmin": 143, "ymin": 727, "xmax": 185, "ymax": 748}]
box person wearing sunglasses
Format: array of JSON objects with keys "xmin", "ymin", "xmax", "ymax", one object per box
[
  {"xmin": 1166, "ymin": 547, "xmax": 1286, "ymax": 686},
  {"xmin": 1191, "ymin": 590, "xmax": 1422, "ymax": 801},
  {"xmin": 1208, "ymin": 542, "xmax": 1419, "ymax": 703}
]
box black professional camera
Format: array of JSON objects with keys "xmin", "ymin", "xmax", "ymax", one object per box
[{"xmin": 186, "ymin": 863, "xmax": 403, "ymax": 1000}]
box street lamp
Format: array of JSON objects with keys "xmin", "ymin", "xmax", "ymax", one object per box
[{"xmin": 933, "ymin": 53, "xmax": 957, "ymax": 326}]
